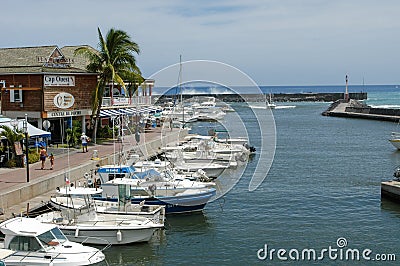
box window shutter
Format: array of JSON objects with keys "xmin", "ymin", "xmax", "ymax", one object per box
[
  {"xmin": 19, "ymin": 89, "xmax": 23, "ymax": 102},
  {"xmin": 10, "ymin": 89, "xmax": 15, "ymax": 102}
]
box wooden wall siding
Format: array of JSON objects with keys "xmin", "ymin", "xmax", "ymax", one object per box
[
  {"xmin": 0, "ymin": 74, "xmax": 42, "ymax": 88},
  {"xmin": 43, "ymin": 75, "xmax": 95, "ymax": 111},
  {"xmin": 0, "ymin": 74, "xmax": 96, "ymax": 113},
  {"xmin": 1, "ymin": 74, "xmax": 43, "ymax": 111}
]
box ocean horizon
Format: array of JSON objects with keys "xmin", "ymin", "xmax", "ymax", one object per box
[{"xmin": 153, "ymin": 84, "xmax": 400, "ymax": 109}]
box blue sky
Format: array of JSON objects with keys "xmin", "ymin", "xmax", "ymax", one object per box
[{"xmin": 2, "ymin": 0, "xmax": 400, "ymax": 85}]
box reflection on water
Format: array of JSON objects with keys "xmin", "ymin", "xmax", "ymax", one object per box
[
  {"xmin": 381, "ymin": 197, "xmax": 400, "ymax": 218},
  {"xmin": 165, "ymin": 212, "xmax": 213, "ymax": 233},
  {"xmin": 103, "ymin": 235, "xmax": 162, "ymax": 266},
  {"xmin": 103, "ymin": 213, "xmax": 213, "ymax": 266}
]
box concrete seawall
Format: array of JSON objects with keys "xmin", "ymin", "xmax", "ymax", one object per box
[
  {"xmin": 0, "ymin": 128, "xmax": 187, "ymax": 216},
  {"xmin": 323, "ymin": 99, "xmax": 400, "ymax": 122}
]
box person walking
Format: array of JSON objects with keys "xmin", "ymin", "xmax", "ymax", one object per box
[
  {"xmin": 48, "ymin": 153, "xmax": 54, "ymax": 170},
  {"xmin": 81, "ymin": 132, "xmax": 89, "ymax": 153},
  {"xmin": 39, "ymin": 146, "xmax": 47, "ymax": 170}
]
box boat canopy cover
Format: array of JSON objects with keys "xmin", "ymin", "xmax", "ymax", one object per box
[
  {"xmin": 133, "ymin": 169, "xmax": 161, "ymax": 179},
  {"xmin": 0, "ymin": 217, "xmax": 57, "ymax": 237}
]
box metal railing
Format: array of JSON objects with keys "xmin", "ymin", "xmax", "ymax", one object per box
[{"xmin": 102, "ymin": 96, "xmax": 152, "ymax": 107}]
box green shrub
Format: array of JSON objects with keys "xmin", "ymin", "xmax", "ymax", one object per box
[
  {"xmin": 28, "ymin": 152, "xmax": 39, "ymax": 164},
  {"xmin": 98, "ymin": 125, "xmax": 113, "ymax": 139},
  {"xmin": 5, "ymin": 159, "xmax": 17, "ymax": 168}
]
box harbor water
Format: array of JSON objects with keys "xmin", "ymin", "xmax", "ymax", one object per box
[{"xmin": 103, "ymin": 87, "xmax": 400, "ymax": 265}]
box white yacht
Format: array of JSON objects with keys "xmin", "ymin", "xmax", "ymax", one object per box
[
  {"xmin": 173, "ymin": 161, "xmax": 229, "ymax": 178},
  {"xmin": 95, "ymin": 165, "xmax": 217, "ymax": 214},
  {"xmin": 0, "ymin": 217, "xmax": 105, "ymax": 266},
  {"xmin": 133, "ymin": 159, "xmax": 171, "ymax": 172},
  {"xmin": 49, "ymin": 185, "xmax": 166, "ymax": 225},
  {"xmin": 36, "ymin": 187, "xmax": 163, "ymax": 245}
]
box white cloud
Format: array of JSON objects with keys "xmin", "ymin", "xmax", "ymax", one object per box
[{"xmin": 1, "ymin": 0, "xmax": 400, "ymax": 85}]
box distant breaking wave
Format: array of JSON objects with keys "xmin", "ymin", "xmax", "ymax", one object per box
[
  {"xmin": 248, "ymin": 104, "xmax": 296, "ymax": 109},
  {"xmin": 369, "ymin": 104, "xmax": 400, "ymax": 109},
  {"xmin": 182, "ymin": 87, "xmax": 233, "ymax": 95},
  {"xmin": 152, "ymin": 86, "xmax": 234, "ymax": 95}
]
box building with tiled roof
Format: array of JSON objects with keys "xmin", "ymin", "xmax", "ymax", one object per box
[{"xmin": 0, "ymin": 45, "xmax": 97, "ymax": 142}]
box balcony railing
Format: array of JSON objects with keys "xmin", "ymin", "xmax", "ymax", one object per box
[{"xmin": 101, "ymin": 96, "xmax": 152, "ymax": 107}]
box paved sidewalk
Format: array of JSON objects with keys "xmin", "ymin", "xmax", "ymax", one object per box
[{"xmin": 0, "ymin": 127, "xmax": 181, "ymax": 193}]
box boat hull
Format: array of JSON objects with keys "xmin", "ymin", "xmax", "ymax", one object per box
[
  {"xmin": 389, "ymin": 139, "xmax": 400, "ymax": 149},
  {"xmin": 95, "ymin": 188, "xmax": 216, "ymax": 214},
  {"xmin": 61, "ymin": 226, "xmax": 158, "ymax": 245},
  {"xmin": 3, "ymin": 249, "xmax": 104, "ymax": 266}
]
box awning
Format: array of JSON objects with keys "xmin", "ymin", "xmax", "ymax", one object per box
[
  {"xmin": 0, "ymin": 117, "xmax": 51, "ymax": 138},
  {"xmin": 99, "ymin": 106, "xmax": 162, "ymax": 118}
]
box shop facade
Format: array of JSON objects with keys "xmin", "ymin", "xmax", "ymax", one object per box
[{"xmin": 0, "ymin": 45, "xmax": 97, "ymax": 144}]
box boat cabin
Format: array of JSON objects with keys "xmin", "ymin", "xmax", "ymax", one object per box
[
  {"xmin": 97, "ymin": 164, "xmax": 136, "ymax": 183},
  {"xmin": 0, "ymin": 217, "xmax": 68, "ymax": 252}
]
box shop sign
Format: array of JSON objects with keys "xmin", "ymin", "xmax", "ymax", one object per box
[
  {"xmin": 113, "ymin": 97, "xmax": 129, "ymax": 105},
  {"xmin": 47, "ymin": 109, "xmax": 92, "ymax": 118},
  {"xmin": 54, "ymin": 92, "xmax": 75, "ymax": 109},
  {"xmin": 44, "ymin": 75, "xmax": 75, "ymax": 86}
]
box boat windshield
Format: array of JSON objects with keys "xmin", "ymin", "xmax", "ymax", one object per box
[
  {"xmin": 37, "ymin": 227, "xmax": 67, "ymax": 248},
  {"xmin": 134, "ymin": 169, "xmax": 161, "ymax": 179}
]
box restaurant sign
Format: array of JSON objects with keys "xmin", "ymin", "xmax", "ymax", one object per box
[
  {"xmin": 54, "ymin": 92, "xmax": 75, "ymax": 109},
  {"xmin": 44, "ymin": 75, "xmax": 75, "ymax": 86}
]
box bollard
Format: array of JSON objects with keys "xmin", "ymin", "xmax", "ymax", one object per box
[{"xmin": 91, "ymin": 149, "xmax": 99, "ymax": 160}]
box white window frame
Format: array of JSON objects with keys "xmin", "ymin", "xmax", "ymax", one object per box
[{"xmin": 10, "ymin": 89, "xmax": 23, "ymax": 103}]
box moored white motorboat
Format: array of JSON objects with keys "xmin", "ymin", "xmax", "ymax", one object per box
[
  {"xmin": 49, "ymin": 186, "xmax": 166, "ymax": 225},
  {"xmin": 95, "ymin": 165, "xmax": 216, "ymax": 214},
  {"xmin": 389, "ymin": 132, "xmax": 400, "ymax": 149},
  {"xmin": 0, "ymin": 217, "xmax": 105, "ymax": 265},
  {"xmin": 134, "ymin": 159, "xmax": 171, "ymax": 172},
  {"xmin": 36, "ymin": 187, "xmax": 163, "ymax": 245},
  {"xmin": 174, "ymin": 161, "xmax": 229, "ymax": 178},
  {"xmin": 99, "ymin": 177, "xmax": 217, "ymax": 214}
]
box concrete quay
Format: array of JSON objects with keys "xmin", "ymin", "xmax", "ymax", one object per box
[
  {"xmin": 322, "ymin": 99, "xmax": 400, "ymax": 122},
  {"xmin": 0, "ymin": 127, "xmax": 188, "ymax": 221},
  {"xmin": 381, "ymin": 181, "xmax": 400, "ymax": 201}
]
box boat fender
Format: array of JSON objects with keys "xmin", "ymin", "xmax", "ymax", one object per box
[
  {"xmin": 75, "ymin": 228, "xmax": 79, "ymax": 237},
  {"xmin": 117, "ymin": 230, "xmax": 122, "ymax": 242}
]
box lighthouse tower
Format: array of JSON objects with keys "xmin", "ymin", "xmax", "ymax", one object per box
[{"xmin": 344, "ymin": 74, "xmax": 349, "ymax": 102}]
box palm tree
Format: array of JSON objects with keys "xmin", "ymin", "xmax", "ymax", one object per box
[
  {"xmin": 0, "ymin": 125, "xmax": 25, "ymax": 160},
  {"xmin": 123, "ymin": 65, "xmax": 144, "ymax": 101},
  {"xmin": 75, "ymin": 27, "xmax": 141, "ymax": 143}
]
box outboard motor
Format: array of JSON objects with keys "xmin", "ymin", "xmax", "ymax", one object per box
[{"xmin": 393, "ymin": 168, "xmax": 400, "ymax": 180}]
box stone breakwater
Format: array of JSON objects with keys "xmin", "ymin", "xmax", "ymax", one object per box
[
  {"xmin": 323, "ymin": 99, "xmax": 400, "ymax": 122},
  {"xmin": 154, "ymin": 92, "xmax": 367, "ymax": 103}
]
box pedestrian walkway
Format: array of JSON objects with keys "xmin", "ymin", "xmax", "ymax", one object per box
[{"xmin": 0, "ymin": 127, "xmax": 187, "ymax": 219}]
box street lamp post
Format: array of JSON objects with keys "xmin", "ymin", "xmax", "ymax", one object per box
[
  {"xmin": 24, "ymin": 114, "xmax": 29, "ymax": 182},
  {"xmin": 10, "ymin": 119, "xmax": 18, "ymax": 162}
]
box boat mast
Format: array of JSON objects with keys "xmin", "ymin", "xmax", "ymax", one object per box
[
  {"xmin": 344, "ymin": 74, "xmax": 349, "ymax": 102},
  {"xmin": 179, "ymin": 55, "xmax": 184, "ymax": 126}
]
